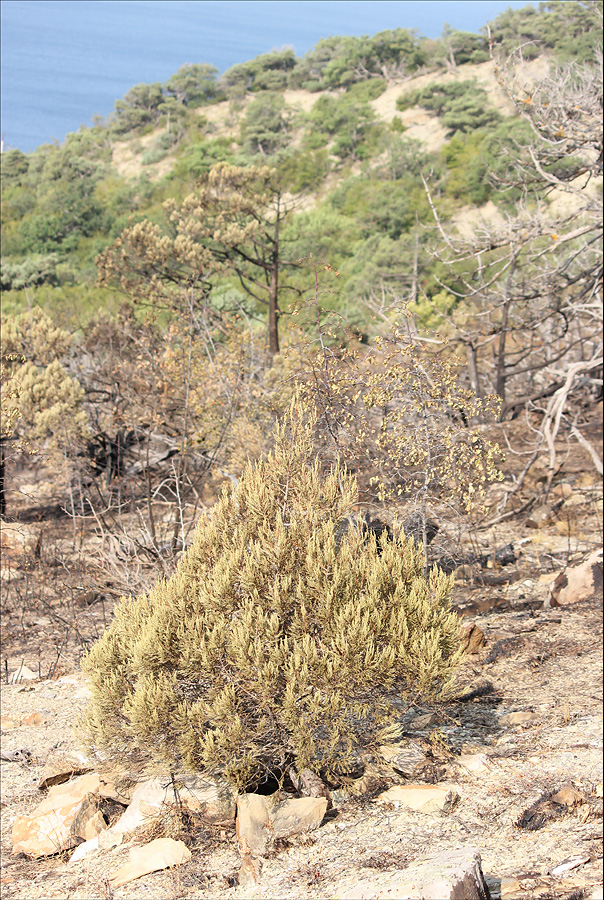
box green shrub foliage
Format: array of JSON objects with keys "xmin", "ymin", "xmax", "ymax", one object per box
[{"xmin": 81, "ymin": 401, "xmax": 463, "ymax": 788}]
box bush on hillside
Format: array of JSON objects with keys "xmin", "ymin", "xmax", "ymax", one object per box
[{"xmin": 80, "ymin": 399, "xmax": 463, "ymax": 788}]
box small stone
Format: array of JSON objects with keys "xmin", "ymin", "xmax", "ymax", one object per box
[
  {"xmin": 69, "ymin": 835, "xmax": 99, "ymax": 864},
  {"xmin": 236, "ymin": 793, "xmax": 328, "ymax": 857},
  {"xmin": 71, "ymin": 795, "xmax": 106, "ymax": 841},
  {"xmin": 551, "ymin": 482, "xmax": 573, "ymax": 500},
  {"xmin": 549, "ymin": 854, "xmax": 590, "ymax": 876},
  {"xmin": 526, "ymin": 504, "xmax": 554, "ymax": 529},
  {"xmin": 499, "ymin": 711, "xmax": 538, "ymax": 726},
  {"xmin": 291, "ymin": 768, "xmax": 331, "ymax": 803},
  {"xmin": 460, "ymin": 623, "xmax": 486, "ymax": 655},
  {"xmin": 109, "ymin": 837, "xmax": 191, "ymax": 887},
  {"xmin": 547, "ymin": 549, "xmax": 603, "ymax": 607},
  {"xmin": 551, "ymin": 782, "xmax": 586, "ymax": 807},
  {"xmin": 174, "ymin": 773, "xmax": 237, "ymax": 824},
  {"xmin": 456, "ymin": 753, "xmax": 493, "ymax": 776},
  {"xmin": 377, "ymin": 784, "xmax": 461, "ymax": 814},
  {"xmin": 1, "ymin": 715, "xmax": 20, "ymax": 730},
  {"xmin": 110, "ymin": 777, "xmax": 170, "ymax": 835},
  {"xmin": 21, "ymin": 712, "xmax": 47, "ymax": 726},
  {"xmin": 10, "ymin": 665, "xmax": 38, "ymax": 683},
  {"xmin": 377, "ymin": 743, "xmax": 426, "ymax": 776},
  {"xmin": 412, "ymin": 712, "xmax": 439, "ymax": 730}
]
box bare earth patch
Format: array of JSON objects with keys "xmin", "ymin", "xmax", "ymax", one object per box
[{"xmin": 1, "ymin": 571, "xmax": 602, "ymax": 899}]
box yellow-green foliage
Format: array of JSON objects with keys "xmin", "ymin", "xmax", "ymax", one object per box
[
  {"xmin": 80, "ymin": 399, "xmax": 463, "ymax": 788},
  {"xmin": 0, "ymin": 306, "xmax": 88, "ymax": 449}
]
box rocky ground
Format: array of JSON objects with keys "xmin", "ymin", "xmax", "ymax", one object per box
[{"xmin": 1, "ymin": 426, "xmax": 602, "ymax": 900}]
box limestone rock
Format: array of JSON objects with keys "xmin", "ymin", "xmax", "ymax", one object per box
[
  {"xmin": 236, "ymin": 793, "xmax": 273, "ymax": 856},
  {"xmin": 289, "ymin": 767, "xmax": 332, "ymax": 809},
  {"xmin": 238, "ymin": 853, "xmax": 263, "ymax": 887},
  {"xmin": 411, "ymin": 712, "xmax": 439, "ymax": 730},
  {"xmin": 236, "ymin": 793, "xmax": 328, "ymax": 857},
  {"xmin": 338, "ymin": 847, "xmax": 490, "ymax": 899},
  {"xmin": 377, "ymin": 784, "xmax": 461, "ymax": 814},
  {"xmin": 12, "ymin": 773, "xmax": 102, "ymax": 858},
  {"xmin": 547, "ymin": 549, "xmax": 603, "ymax": 607},
  {"xmin": 526, "ymin": 504, "xmax": 554, "ymax": 529},
  {"xmin": 9, "ymin": 664, "xmax": 38, "ymax": 684},
  {"xmin": 456, "ymin": 753, "xmax": 494, "ymax": 776},
  {"xmin": 38, "ymin": 749, "xmax": 93, "ymax": 789},
  {"xmin": 270, "ymin": 796, "xmax": 328, "ymax": 839},
  {"xmin": 110, "ymin": 777, "xmax": 170, "ymax": 835},
  {"xmin": 377, "ymin": 743, "xmax": 426, "ymax": 777},
  {"xmin": 499, "ymin": 711, "xmax": 538, "ymax": 726},
  {"xmin": 109, "ymin": 837, "xmax": 191, "ymax": 887},
  {"xmin": 174, "ymin": 773, "xmax": 237, "ymax": 824}
]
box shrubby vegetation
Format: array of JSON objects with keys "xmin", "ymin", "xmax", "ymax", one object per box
[
  {"xmin": 2, "ymin": 3, "xmax": 601, "ymax": 786},
  {"xmin": 80, "ymin": 400, "xmax": 464, "ymax": 786}
]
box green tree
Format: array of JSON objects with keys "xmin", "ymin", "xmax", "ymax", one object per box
[
  {"xmin": 221, "ymin": 48, "xmax": 297, "ymax": 95},
  {"xmin": 111, "ymin": 82, "xmax": 165, "ymax": 134},
  {"xmin": 164, "ymin": 63, "xmax": 222, "ymax": 107},
  {"xmin": 97, "ymin": 163, "xmax": 300, "ymax": 355},
  {"xmin": 240, "ymin": 94, "xmax": 293, "ymax": 158}
]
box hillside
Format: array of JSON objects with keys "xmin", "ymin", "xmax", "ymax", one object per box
[{"xmin": 0, "ymin": 5, "xmax": 602, "ymax": 897}]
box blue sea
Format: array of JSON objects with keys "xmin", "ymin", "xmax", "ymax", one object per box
[{"xmin": 1, "ymin": 0, "xmax": 535, "ymax": 154}]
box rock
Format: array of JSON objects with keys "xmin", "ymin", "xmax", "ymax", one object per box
[
  {"xmin": 499, "ymin": 711, "xmax": 538, "ymax": 726},
  {"xmin": 270, "ymin": 796, "xmax": 328, "ymax": 839},
  {"xmin": 71, "ymin": 795, "xmax": 106, "ymax": 841},
  {"xmin": 456, "ymin": 753, "xmax": 493, "ymax": 776},
  {"xmin": 460, "ymin": 623, "xmax": 486, "ymax": 655},
  {"xmin": 20, "ymin": 712, "xmax": 48, "ymax": 726},
  {"xmin": 109, "ymin": 837, "xmax": 191, "ymax": 887},
  {"xmin": 551, "ymin": 782, "xmax": 587, "ymax": 807},
  {"xmin": 174, "ymin": 773, "xmax": 237, "ymax": 824},
  {"xmin": 377, "ymin": 743, "xmax": 426, "ymax": 777},
  {"xmin": 546, "ymin": 549, "xmax": 603, "ymax": 607},
  {"xmin": 12, "ymin": 773, "xmax": 102, "ymax": 858},
  {"xmin": 238, "ymin": 854, "xmax": 263, "ymax": 887},
  {"xmin": 1, "ymin": 748, "xmax": 33, "ymax": 762},
  {"xmin": 98, "ymin": 774, "xmax": 136, "ymax": 805},
  {"xmin": 551, "ymin": 482, "xmax": 573, "ymax": 500},
  {"xmin": 526, "ymin": 504, "xmax": 554, "ymax": 529},
  {"xmin": 38, "ymin": 749, "xmax": 93, "ymax": 789},
  {"xmin": 1, "ymin": 715, "xmax": 21, "ymax": 730},
  {"xmin": 0, "ymin": 523, "xmax": 42, "ymax": 560},
  {"xmin": 549, "ymin": 854, "xmax": 590, "ymax": 876},
  {"xmin": 377, "ymin": 784, "xmax": 461, "ymax": 814},
  {"xmin": 338, "ymin": 847, "xmax": 490, "ymax": 899},
  {"xmin": 9, "ymin": 665, "xmax": 38, "ymax": 683},
  {"xmin": 289, "ymin": 767, "xmax": 331, "ymax": 803},
  {"xmin": 236, "ymin": 793, "xmax": 328, "ymax": 857},
  {"xmin": 411, "ymin": 712, "xmax": 439, "ymax": 730},
  {"xmin": 110, "ymin": 777, "xmax": 170, "ymax": 835},
  {"xmin": 236, "ymin": 793, "xmax": 273, "ymax": 856},
  {"xmin": 69, "ymin": 835, "xmax": 99, "ymax": 864}
]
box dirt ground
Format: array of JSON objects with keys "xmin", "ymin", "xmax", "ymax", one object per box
[{"xmin": 1, "ymin": 420, "xmax": 602, "ymax": 900}]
